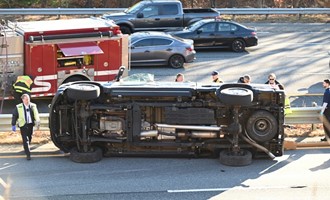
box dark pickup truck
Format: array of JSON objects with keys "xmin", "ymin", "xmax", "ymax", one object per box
[
  {"xmin": 49, "ymin": 71, "xmax": 285, "ymax": 166},
  {"xmin": 102, "ymin": 0, "xmax": 220, "ymax": 34}
]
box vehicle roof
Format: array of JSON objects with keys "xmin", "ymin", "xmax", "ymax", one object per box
[
  {"xmin": 130, "ymin": 31, "xmax": 174, "ymax": 40},
  {"xmin": 12, "ymin": 18, "xmax": 117, "ymax": 33}
]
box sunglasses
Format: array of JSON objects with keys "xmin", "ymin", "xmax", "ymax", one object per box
[{"xmin": 269, "ymin": 79, "xmax": 275, "ymax": 80}]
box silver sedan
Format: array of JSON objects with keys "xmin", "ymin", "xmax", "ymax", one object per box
[{"xmin": 129, "ymin": 31, "xmax": 196, "ymax": 69}]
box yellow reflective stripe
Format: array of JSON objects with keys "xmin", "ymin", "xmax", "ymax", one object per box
[
  {"xmin": 13, "ymin": 85, "xmax": 31, "ymax": 92},
  {"xmin": 16, "ymin": 104, "xmax": 26, "ymax": 127}
]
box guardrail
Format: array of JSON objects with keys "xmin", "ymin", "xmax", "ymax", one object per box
[
  {"xmin": 0, "ymin": 107, "xmax": 322, "ymax": 132},
  {"xmin": 0, "ymin": 8, "xmax": 329, "ymax": 17},
  {"xmin": 0, "ymin": 113, "xmax": 49, "ymax": 132}
]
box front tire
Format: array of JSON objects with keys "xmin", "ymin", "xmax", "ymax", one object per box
[
  {"xmin": 66, "ymin": 83, "xmax": 100, "ymax": 101},
  {"xmin": 168, "ymin": 54, "xmax": 184, "ymax": 69},
  {"xmin": 245, "ymin": 110, "xmax": 278, "ymax": 143},
  {"xmin": 120, "ymin": 25, "xmax": 132, "ymax": 34}
]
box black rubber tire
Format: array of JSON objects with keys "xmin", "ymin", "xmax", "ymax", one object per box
[
  {"xmin": 245, "ymin": 110, "xmax": 278, "ymax": 143},
  {"xmin": 70, "ymin": 146, "xmax": 103, "ymax": 163},
  {"xmin": 219, "ymin": 149, "xmax": 252, "ymax": 166},
  {"xmin": 219, "ymin": 87, "xmax": 253, "ymax": 106},
  {"xmin": 168, "ymin": 54, "xmax": 184, "ymax": 69},
  {"xmin": 232, "ymin": 39, "xmax": 246, "ymax": 52},
  {"xmin": 66, "ymin": 83, "xmax": 100, "ymax": 101},
  {"xmin": 120, "ymin": 25, "xmax": 132, "ymax": 34}
]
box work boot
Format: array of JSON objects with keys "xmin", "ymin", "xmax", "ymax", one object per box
[
  {"xmin": 320, "ymin": 137, "xmax": 327, "ymax": 142},
  {"xmin": 26, "ymin": 155, "xmax": 31, "ymax": 160}
]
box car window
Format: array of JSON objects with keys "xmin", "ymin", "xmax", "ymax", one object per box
[
  {"xmin": 218, "ymin": 23, "xmax": 231, "ymax": 32},
  {"xmin": 141, "ymin": 5, "xmax": 159, "ymax": 17},
  {"xmin": 230, "ymin": 24, "xmax": 238, "ymax": 31},
  {"xmin": 199, "ymin": 22, "xmax": 216, "ymax": 33},
  {"xmin": 134, "ymin": 39, "xmax": 153, "ymax": 47},
  {"xmin": 152, "ymin": 38, "xmax": 172, "ymax": 46},
  {"xmin": 160, "ymin": 5, "xmax": 179, "ymax": 15}
]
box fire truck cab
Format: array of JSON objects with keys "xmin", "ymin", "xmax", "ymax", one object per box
[{"xmin": 0, "ymin": 17, "xmax": 129, "ymax": 100}]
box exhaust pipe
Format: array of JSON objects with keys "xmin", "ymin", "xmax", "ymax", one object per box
[{"xmin": 240, "ymin": 134, "xmax": 275, "ymax": 159}]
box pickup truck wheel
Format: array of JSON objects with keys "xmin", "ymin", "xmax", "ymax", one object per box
[
  {"xmin": 120, "ymin": 25, "xmax": 131, "ymax": 34},
  {"xmin": 219, "ymin": 87, "xmax": 253, "ymax": 106},
  {"xmin": 67, "ymin": 83, "xmax": 100, "ymax": 101},
  {"xmin": 70, "ymin": 146, "xmax": 103, "ymax": 163},
  {"xmin": 219, "ymin": 149, "xmax": 252, "ymax": 166},
  {"xmin": 232, "ymin": 39, "xmax": 245, "ymax": 52},
  {"xmin": 169, "ymin": 55, "xmax": 184, "ymax": 69},
  {"xmin": 246, "ymin": 110, "xmax": 278, "ymax": 143}
]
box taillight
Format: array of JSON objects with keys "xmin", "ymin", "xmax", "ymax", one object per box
[{"xmin": 186, "ymin": 46, "xmax": 194, "ymax": 51}]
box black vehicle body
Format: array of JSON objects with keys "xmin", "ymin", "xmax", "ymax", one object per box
[
  {"xmin": 49, "ymin": 73, "xmax": 285, "ymax": 166},
  {"xmin": 101, "ymin": 0, "xmax": 220, "ymax": 34},
  {"xmin": 169, "ymin": 19, "xmax": 258, "ymax": 52}
]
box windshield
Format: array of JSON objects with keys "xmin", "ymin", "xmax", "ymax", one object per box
[
  {"xmin": 186, "ymin": 20, "xmax": 205, "ymax": 31},
  {"xmin": 121, "ymin": 73, "xmax": 155, "ymax": 83},
  {"xmin": 125, "ymin": 1, "xmax": 146, "ymax": 14}
]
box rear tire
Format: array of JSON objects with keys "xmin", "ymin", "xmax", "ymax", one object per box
[
  {"xmin": 70, "ymin": 146, "xmax": 103, "ymax": 163},
  {"xmin": 219, "ymin": 149, "xmax": 252, "ymax": 166},
  {"xmin": 168, "ymin": 54, "xmax": 184, "ymax": 69},
  {"xmin": 219, "ymin": 87, "xmax": 253, "ymax": 106},
  {"xmin": 232, "ymin": 39, "xmax": 246, "ymax": 52}
]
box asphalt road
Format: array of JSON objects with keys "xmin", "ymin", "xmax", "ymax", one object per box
[{"xmin": 0, "ymin": 147, "xmax": 330, "ymax": 200}]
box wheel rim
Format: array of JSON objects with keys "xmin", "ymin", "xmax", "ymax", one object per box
[
  {"xmin": 253, "ymin": 118, "xmax": 271, "ymax": 137},
  {"xmin": 233, "ymin": 40, "xmax": 243, "ymax": 52},
  {"xmin": 170, "ymin": 55, "xmax": 184, "ymax": 68}
]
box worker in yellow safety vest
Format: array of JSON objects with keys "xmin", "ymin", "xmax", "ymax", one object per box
[
  {"xmin": 13, "ymin": 75, "xmax": 33, "ymax": 104},
  {"xmin": 11, "ymin": 94, "xmax": 40, "ymax": 160}
]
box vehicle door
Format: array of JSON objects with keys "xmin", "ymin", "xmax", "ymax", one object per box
[
  {"xmin": 130, "ymin": 37, "xmax": 172, "ymax": 65},
  {"xmin": 156, "ymin": 4, "xmax": 183, "ymax": 31},
  {"xmin": 193, "ymin": 22, "xmax": 217, "ymax": 47},
  {"xmin": 133, "ymin": 5, "xmax": 160, "ymax": 31},
  {"xmin": 214, "ymin": 22, "xmax": 238, "ymax": 46}
]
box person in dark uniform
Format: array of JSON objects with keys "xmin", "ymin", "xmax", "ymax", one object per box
[
  {"xmin": 12, "ymin": 75, "xmax": 33, "ymax": 104},
  {"xmin": 11, "ymin": 94, "xmax": 40, "ymax": 160},
  {"xmin": 320, "ymin": 79, "xmax": 330, "ymax": 142},
  {"xmin": 211, "ymin": 71, "xmax": 223, "ymax": 83}
]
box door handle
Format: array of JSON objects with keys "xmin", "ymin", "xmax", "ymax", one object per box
[
  {"xmin": 166, "ymin": 48, "xmax": 172, "ymax": 51},
  {"xmin": 155, "ymin": 18, "xmax": 160, "ymax": 21}
]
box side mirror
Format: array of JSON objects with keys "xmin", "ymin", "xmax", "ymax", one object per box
[
  {"xmin": 137, "ymin": 13, "xmax": 144, "ymax": 18},
  {"xmin": 115, "ymin": 66, "xmax": 125, "ymax": 82}
]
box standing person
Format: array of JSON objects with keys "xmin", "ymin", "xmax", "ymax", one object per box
[
  {"xmin": 175, "ymin": 73, "xmax": 184, "ymax": 82},
  {"xmin": 12, "ymin": 75, "xmax": 33, "ymax": 104},
  {"xmin": 211, "ymin": 71, "xmax": 223, "ymax": 83},
  {"xmin": 243, "ymin": 74, "xmax": 251, "ymax": 84},
  {"xmin": 11, "ymin": 94, "xmax": 40, "ymax": 160},
  {"xmin": 265, "ymin": 73, "xmax": 284, "ymax": 90},
  {"xmin": 320, "ymin": 79, "xmax": 330, "ymax": 142}
]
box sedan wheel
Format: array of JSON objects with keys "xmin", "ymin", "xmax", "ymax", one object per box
[
  {"xmin": 232, "ymin": 39, "xmax": 246, "ymax": 52},
  {"xmin": 168, "ymin": 55, "xmax": 184, "ymax": 69}
]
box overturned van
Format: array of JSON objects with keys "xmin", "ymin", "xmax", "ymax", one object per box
[{"xmin": 49, "ymin": 72, "xmax": 285, "ymax": 166}]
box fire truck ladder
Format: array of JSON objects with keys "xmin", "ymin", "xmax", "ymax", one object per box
[{"xmin": 0, "ymin": 21, "xmax": 9, "ymax": 114}]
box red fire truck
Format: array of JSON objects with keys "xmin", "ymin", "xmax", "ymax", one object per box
[{"xmin": 0, "ymin": 17, "xmax": 129, "ymax": 101}]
